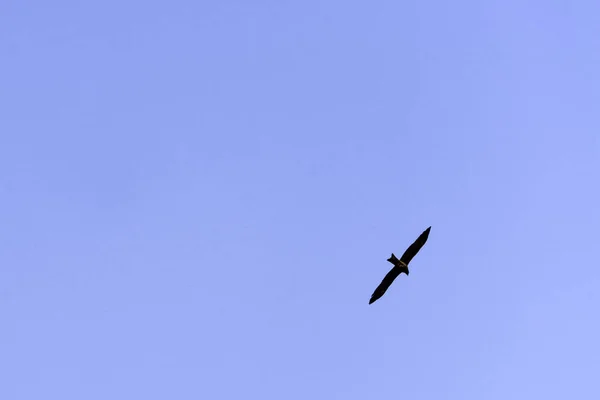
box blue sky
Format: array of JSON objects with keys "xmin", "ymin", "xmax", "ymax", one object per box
[{"xmin": 2, "ymin": 1, "xmax": 599, "ymax": 399}]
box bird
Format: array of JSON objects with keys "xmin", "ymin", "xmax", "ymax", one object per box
[{"xmin": 369, "ymin": 226, "xmax": 431, "ymax": 304}]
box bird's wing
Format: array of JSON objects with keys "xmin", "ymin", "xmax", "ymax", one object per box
[
  {"xmin": 399, "ymin": 226, "xmax": 431, "ymax": 265},
  {"xmin": 369, "ymin": 266, "xmax": 403, "ymax": 304}
]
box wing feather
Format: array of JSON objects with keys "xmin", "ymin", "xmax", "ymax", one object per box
[
  {"xmin": 399, "ymin": 226, "xmax": 431, "ymax": 265},
  {"xmin": 369, "ymin": 266, "xmax": 403, "ymax": 304}
]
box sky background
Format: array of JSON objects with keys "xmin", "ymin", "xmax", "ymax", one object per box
[{"xmin": 2, "ymin": 1, "xmax": 600, "ymax": 399}]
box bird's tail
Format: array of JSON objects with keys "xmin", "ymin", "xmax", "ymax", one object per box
[{"xmin": 387, "ymin": 253, "xmax": 399, "ymax": 265}]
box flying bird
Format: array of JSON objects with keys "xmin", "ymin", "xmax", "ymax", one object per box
[{"xmin": 369, "ymin": 226, "xmax": 431, "ymax": 304}]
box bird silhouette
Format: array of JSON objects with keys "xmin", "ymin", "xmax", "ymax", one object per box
[{"xmin": 369, "ymin": 226, "xmax": 431, "ymax": 304}]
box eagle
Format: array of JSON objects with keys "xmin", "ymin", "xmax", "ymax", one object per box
[{"xmin": 369, "ymin": 226, "xmax": 431, "ymax": 304}]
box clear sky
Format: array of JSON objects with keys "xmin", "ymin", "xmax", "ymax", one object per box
[{"xmin": 2, "ymin": 1, "xmax": 599, "ymax": 399}]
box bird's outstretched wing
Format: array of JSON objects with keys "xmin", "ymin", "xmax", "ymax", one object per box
[
  {"xmin": 399, "ymin": 226, "xmax": 431, "ymax": 265},
  {"xmin": 369, "ymin": 265, "xmax": 405, "ymax": 304}
]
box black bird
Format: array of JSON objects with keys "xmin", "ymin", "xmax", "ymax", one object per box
[{"xmin": 369, "ymin": 226, "xmax": 431, "ymax": 304}]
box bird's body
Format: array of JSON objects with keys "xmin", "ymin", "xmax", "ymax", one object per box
[{"xmin": 369, "ymin": 226, "xmax": 431, "ymax": 304}]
